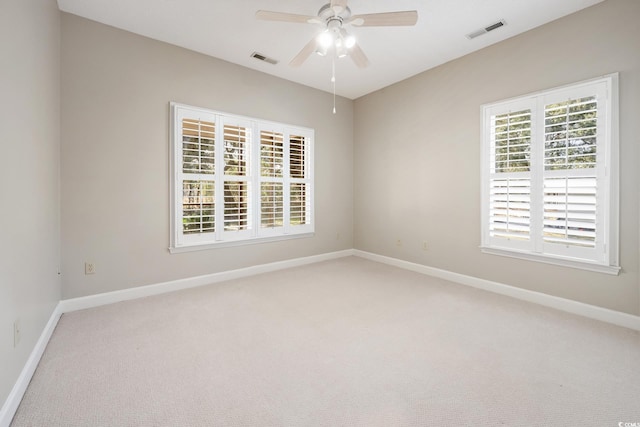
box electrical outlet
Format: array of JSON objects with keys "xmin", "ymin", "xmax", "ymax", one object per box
[
  {"xmin": 422, "ymin": 241, "xmax": 428, "ymax": 251},
  {"xmin": 14, "ymin": 318, "xmax": 21, "ymax": 347},
  {"xmin": 396, "ymin": 239, "xmax": 402, "ymax": 247},
  {"xmin": 336, "ymin": 232, "xmax": 340, "ymax": 240},
  {"xmin": 85, "ymin": 262, "xmax": 96, "ymax": 275}
]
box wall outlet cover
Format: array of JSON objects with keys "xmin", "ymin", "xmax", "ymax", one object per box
[{"xmin": 85, "ymin": 262, "xmax": 96, "ymax": 275}]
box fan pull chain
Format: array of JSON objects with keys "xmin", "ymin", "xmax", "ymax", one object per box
[{"xmin": 332, "ymin": 58, "xmax": 336, "ymax": 114}]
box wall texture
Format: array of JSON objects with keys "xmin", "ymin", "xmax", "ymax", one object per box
[
  {"xmin": 61, "ymin": 13, "xmax": 354, "ymax": 299},
  {"xmin": 3, "ymin": 0, "xmax": 638, "ymax": 417},
  {"xmin": 0, "ymin": 0, "xmax": 61, "ymax": 408},
  {"xmin": 354, "ymin": 0, "xmax": 640, "ymax": 315}
]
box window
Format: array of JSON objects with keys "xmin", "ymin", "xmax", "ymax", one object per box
[
  {"xmin": 170, "ymin": 103, "xmax": 314, "ymax": 252},
  {"xmin": 480, "ymin": 74, "xmax": 619, "ymax": 274}
]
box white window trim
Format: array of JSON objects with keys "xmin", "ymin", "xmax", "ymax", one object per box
[
  {"xmin": 480, "ymin": 74, "xmax": 620, "ymax": 275},
  {"xmin": 169, "ymin": 103, "xmax": 314, "ymax": 253}
]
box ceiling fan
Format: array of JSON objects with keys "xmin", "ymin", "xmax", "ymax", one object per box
[{"xmin": 256, "ymin": 0, "xmax": 418, "ymax": 68}]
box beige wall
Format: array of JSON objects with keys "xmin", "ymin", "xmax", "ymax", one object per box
[
  {"xmin": 3, "ymin": 0, "xmax": 638, "ymax": 416},
  {"xmin": 354, "ymin": 0, "xmax": 640, "ymax": 315},
  {"xmin": 60, "ymin": 13, "xmax": 354, "ymax": 299},
  {"xmin": 0, "ymin": 0, "xmax": 638, "ymax": 414},
  {"xmin": 0, "ymin": 0, "xmax": 61, "ymax": 407}
]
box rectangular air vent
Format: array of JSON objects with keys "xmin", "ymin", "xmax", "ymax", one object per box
[
  {"xmin": 250, "ymin": 52, "xmax": 278, "ymax": 65},
  {"xmin": 466, "ymin": 20, "xmax": 506, "ymax": 40}
]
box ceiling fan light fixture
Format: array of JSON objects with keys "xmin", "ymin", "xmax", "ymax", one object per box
[
  {"xmin": 344, "ymin": 34, "xmax": 356, "ymax": 49},
  {"xmin": 315, "ymin": 45, "xmax": 328, "ymax": 56},
  {"xmin": 317, "ymin": 30, "xmax": 334, "ymax": 48},
  {"xmin": 257, "ymin": 1, "xmax": 417, "ymax": 108},
  {"xmin": 336, "ymin": 43, "xmax": 348, "ymax": 58}
]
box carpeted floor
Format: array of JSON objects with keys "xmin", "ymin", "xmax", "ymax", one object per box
[{"xmin": 11, "ymin": 256, "xmax": 640, "ymax": 426}]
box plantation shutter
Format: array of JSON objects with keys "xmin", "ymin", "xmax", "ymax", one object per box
[
  {"xmin": 481, "ymin": 75, "xmax": 617, "ymax": 272},
  {"xmin": 221, "ymin": 120, "xmax": 252, "ymax": 239},
  {"xmin": 170, "ymin": 103, "xmax": 315, "ymax": 251},
  {"xmin": 543, "ymin": 176, "xmax": 596, "ymax": 246},
  {"xmin": 175, "ymin": 109, "xmax": 218, "ymax": 247},
  {"xmin": 289, "ymin": 133, "xmax": 312, "ymax": 231},
  {"xmin": 540, "ymin": 86, "xmax": 606, "ymax": 260},
  {"xmin": 486, "ymin": 102, "xmax": 533, "ymax": 251},
  {"xmin": 259, "ymin": 129, "xmax": 284, "ymax": 234}
]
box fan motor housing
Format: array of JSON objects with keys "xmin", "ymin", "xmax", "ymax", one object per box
[{"xmin": 318, "ymin": 3, "xmax": 352, "ymax": 23}]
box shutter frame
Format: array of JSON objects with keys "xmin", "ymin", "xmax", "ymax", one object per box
[
  {"xmin": 480, "ymin": 74, "xmax": 619, "ymax": 274},
  {"xmin": 169, "ymin": 103, "xmax": 314, "ymax": 252}
]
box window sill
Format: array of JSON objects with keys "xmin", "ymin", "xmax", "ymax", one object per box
[
  {"xmin": 480, "ymin": 246, "xmax": 621, "ymax": 275},
  {"xmin": 170, "ymin": 232, "xmax": 314, "ymax": 254}
]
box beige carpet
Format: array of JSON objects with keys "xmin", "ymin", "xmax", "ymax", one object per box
[{"xmin": 11, "ymin": 256, "xmax": 640, "ymax": 426}]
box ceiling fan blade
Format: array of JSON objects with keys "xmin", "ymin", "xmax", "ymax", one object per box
[
  {"xmin": 350, "ymin": 42, "xmax": 369, "ymax": 68},
  {"xmin": 330, "ymin": 0, "xmax": 348, "ymax": 14},
  {"xmin": 256, "ymin": 10, "xmax": 317, "ymax": 24},
  {"xmin": 289, "ymin": 37, "xmax": 318, "ymax": 67},
  {"xmin": 349, "ymin": 11, "xmax": 418, "ymax": 27}
]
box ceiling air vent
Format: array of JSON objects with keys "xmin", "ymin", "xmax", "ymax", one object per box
[
  {"xmin": 466, "ymin": 20, "xmax": 507, "ymax": 40},
  {"xmin": 250, "ymin": 52, "xmax": 278, "ymax": 65}
]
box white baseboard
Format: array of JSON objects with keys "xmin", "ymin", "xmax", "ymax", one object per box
[
  {"xmin": 0, "ymin": 303, "xmax": 63, "ymax": 427},
  {"xmin": 3, "ymin": 248, "xmax": 638, "ymax": 427},
  {"xmin": 59, "ymin": 249, "xmax": 355, "ymax": 313},
  {"xmin": 0, "ymin": 249, "xmax": 354, "ymax": 426},
  {"xmin": 353, "ymin": 250, "xmax": 640, "ymax": 331}
]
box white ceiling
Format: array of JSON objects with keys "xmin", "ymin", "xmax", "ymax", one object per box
[{"xmin": 57, "ymin": 0, "xmax": 604, "ymax": 100}]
